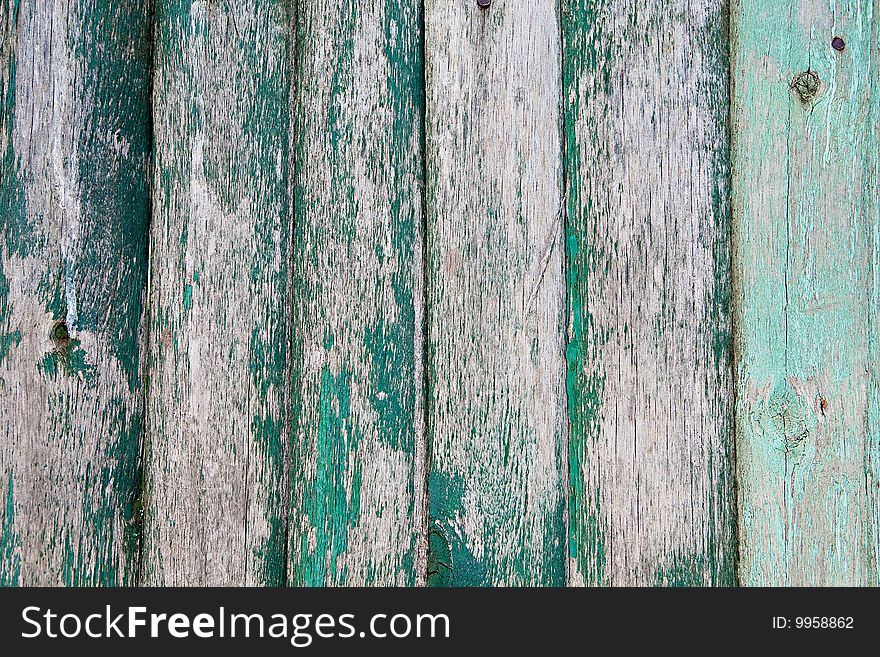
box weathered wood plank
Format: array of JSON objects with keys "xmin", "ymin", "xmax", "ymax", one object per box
[
  {"xmin": 142, "ymin": 1, "xmax": 292, "ymax": 585},
  {"xmin": 424, "ymin": 1, "xmax": 567, "ymax": 586},
  {"xmin": 563, "ymin": 0, "xmax": 737, "ymax": 586},
  {"xmin": 0, "ymin": 0, "xmax": 151, "ymax": 585},
  {"xmin": 288, "ymin": 0, "xmax": 427, "ymax": 585},
  {"xmin": 732, "ymin": 0, "xmax": 880, "ymax": 585}
]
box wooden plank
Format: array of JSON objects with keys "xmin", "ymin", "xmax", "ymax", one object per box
[
  {"xmin": 287, "ymin": 0, "xmax": 427, "ymax": 585},
  {"xmin": 424, "ymin": 1, "xmax": 567, "ymax": 586},
  {"xmin": 563, "ymin": 1, "xmax": 737, "ymax": 585},
  {"xmin": 732, "ymin": 0, "xmax": 880, "ymax": 585},
  {"xmin": 0, "ymin": 0, "xmax": 151, "ymax": 584},
  {"xmin": 142, "ymin": 1, "xmax": 292, "ymax": 585}
]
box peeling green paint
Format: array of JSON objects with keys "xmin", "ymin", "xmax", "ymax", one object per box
[
  {"xmin": 654, "ymin": 553, "xmax": 711, "ymax": 587},
  {"xmin": 563, "ymin": 0, "xmax": 736, "ymax": 585},
  {"xmin": 37, "ymin": 336, "xmax": 97, "ymax": 380},
  {"xmin": 0, "ymin": 0, "xmax": 150, "ymax": 585},
  {"xmin": 364, "ymin": 317, "xmax": 413, "ymax": 452},
  {"xmin": 425, "ymin": 0, "xmax": 567, "ymax": 588},
  {"xmin": 0, "ymin": 328, "xmax": 20, "ymax": 366},
  {"xmin": 733, "ymin": 0, "xmax": 880, "ymax": 586},
  {"xmin": 426, "ymin": 523, "xmax": 452, "ymax": 587},
  {"xmin": 289, "ymin": 0, "xmax": 424, "ymax": 585},
  {"xmin": 294, "ymin": 366, "xmax": 364, "ymax": 585},
  {"xmin": 427, "ymin": 469, "xmax": 488, "ymax": 587},
  {"xmin": 143, "ymin": 0, "xmax": 292, "ymax": 586},
  {"xmin": 0, "ymin": 475, "xmax": 20, "ymax": 585},
  {"xmin": 182, "ymin": 284, "xmax": 193, "ymax": 311}
]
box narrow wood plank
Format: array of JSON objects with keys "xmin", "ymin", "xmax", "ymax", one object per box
[
  {"xmin": 0, "ymin": 0, "xmax": 151, "ymax": 584},
  {"xmin": 424, "ymin": 1, "xmax": 567, "ymax": 586},
  {"xmin": 732, "ymin": 0, "xmax": 880, "ymax": 585},
  {"xmin": 143, "ymin": 1, "xmax": 292, "ymax": 585},
  {"xmin": 288, "ymin": 0, "xmax": 427, "ymax": 585},
  {"xmin": 563, "ymin": 1, "xmax": 737, "ymax": 586}
]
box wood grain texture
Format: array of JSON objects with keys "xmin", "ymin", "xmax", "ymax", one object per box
[
  {"xmin": 0, "ymin": 0, "xmax": 151, "ymax": 585},
  {"xmin": 424, "ymin": 1, "xmax": 567, "ymax": 586},
  {"xmin": 142, "ymin": 0, "xmax": 292, "ymax": 585},
  {"xmin": 732, "ymin": 0, "xmax": 880, "ymax": 585},
  {"xmin": 288, "ymin": 0, "xmax": 427, "ymax": 586},
  {"xmin": 563, "ymin": 0, "xmax": 737, "ymax": 586}
]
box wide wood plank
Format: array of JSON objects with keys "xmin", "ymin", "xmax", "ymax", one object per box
[
  {"xmin": 732, "ymin": 0, "xmax": 879, "ymax": 585},
  {"xmin": 142, "ymin": 1, "xmax": 292, "ymax": 585},
  {"xmin": 424, "ymin": 1, "xmax": 567, "ymax": 586},
  {"xmin": 288, "ymin": 0, "xmax": 427, "ymax": 585},
  {"xmin": 563, "ymin": 0, "xmax": 737, "ymax": 585},
  {"xmin": 0, "ymin": 0, "xmax": 151, "ymax": 584}
]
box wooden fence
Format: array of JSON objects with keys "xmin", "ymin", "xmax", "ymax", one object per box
[{"xmin": 1, "ymin": 0, "xmax": 878, "ymax": 586}]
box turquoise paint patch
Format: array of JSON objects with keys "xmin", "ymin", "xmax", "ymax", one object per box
[
  {"xmin": 0, "ymin": 329, "xmax": 21, "ymax": 365},
  {"xmin": 182, "ymin": 284, "xmax": 193, "ymax": 311},
  {"xmin": 0, "ymin": 474, "xmax": 20, "ymax": 585},
  {"xmin": 564, "ymin": 227, "xmax": 607, "ymax": 585},
  {"xmin": 653, "ymin": 553, "xmax": 710, "ymax": 587},
  {"xmin": 428, "ymin": 469, "xmax": 488, "ymax": 586},
  {"xmin": 364, "ymin": 317, "xmax": 413, "ymax": 452},
  {"xmin": 426, "ymin": 523, "xmax": 453, "ymax": 586},
  {"xmin": 297, "ymin": 366, "xmax": 363, "ymax": 585},
  {"xmin": 37, "ymin": 337, "xmax": 97, "ymax": 382}
]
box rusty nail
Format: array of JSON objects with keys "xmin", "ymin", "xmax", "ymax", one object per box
[
  {"xmin": 477, "ymin": 0, "xmax": 491, "ymax": 8},
  {"xmin": 832, "ymin": 36, "xmax": 845, "ymax": 51}
]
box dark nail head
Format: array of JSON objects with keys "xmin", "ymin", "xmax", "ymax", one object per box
[
  {"xmin": 832, "ymin": 36, "xmax": 845, "ymax": 51},
  {"xmin": 477, "ymin": 0, "xmax": 491, "ymax": 7}
]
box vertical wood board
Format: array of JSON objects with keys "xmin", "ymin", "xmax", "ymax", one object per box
[
  {"xmin": 0, "ymin": 0, "xmax": 151, "ymax": 585},
  {"xmin": 143, "ymin": 0, "xmax": 292, "ymax": 586},
  {"xmin": 732, "ymin": 0, "xmax": 880, "ymax": 585},
  {"xmin": 288, "ymin": 0, "xmax": 427, "ymax": 586},
  {"xmin": 424, "ymin": 0, "xmax": 568, "ymax": 586},
  {"xmin": 563, "ymin": 0, "xmax": 737, "ymax": 586}
]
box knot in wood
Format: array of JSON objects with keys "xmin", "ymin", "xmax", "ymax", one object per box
[
  {"xmin": 427, "ymin": 524, "xmax": 453, "ymax": 586},
  {"xmin": 51, "ymin": 320, "xmax": 70, "ymax": 348},
  {"xmin": 52, "ymin": 322, "xmax": 69, "ymax": 342},
  {"xmin": 49, "ymin": 320, "xmax": 71, "ymax": 359},
  {"xmin": 791, "ymin": 70, "xmax": 820, "ymax": 103},
  {"xmin": 767, "ymin": 380, "xmax": 811, "ymax": 451}
]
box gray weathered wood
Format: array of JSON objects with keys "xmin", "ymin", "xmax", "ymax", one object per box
[
  {"xmin": 0, "ymin": 0, "xmax": 151, "ymax": 585},
  {"xmin": 142, "ymin": 1, "xmax": 292, "ymax": 586},
  {"xmin": 424, "ymin": 0, "xmax": 567, "ymax": 586},
  {"xmin": 288, "ymin": 0, "xmax": 427, "ymax": 585},
  {"xmin": 563, "ymin": 0, "xmax": 737, "ymax": 586}
]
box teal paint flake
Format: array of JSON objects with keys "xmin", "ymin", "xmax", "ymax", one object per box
[
  {"xmin": 427, "ymin": 469, "xmax": 488, "ymax": 587},
  {"xmin": 0, "ymin": 475, "xmax": 20, "ymax": 586}
]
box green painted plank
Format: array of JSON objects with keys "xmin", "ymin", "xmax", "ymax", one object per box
[
  {"xmin": 732, "ymin": 0, "xmax": 880, "ymax": 585},
  {"xmin": 424, "ymin": 1, "xmax": 567, "ymax": 586},
  {"xmin": 142, "ymin": 1, "xmax": 291, "ymax": 585},
  {"xmin": 563, "ymin": 1, "xmax": 737, "ymax": 585},
  {"xmin": 288, "ymin": 0, "xmax": 427, "ymax": 586},
  {"xmin": 0, "ymin": 0, "xmax": 151, "ymax": 585}
]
